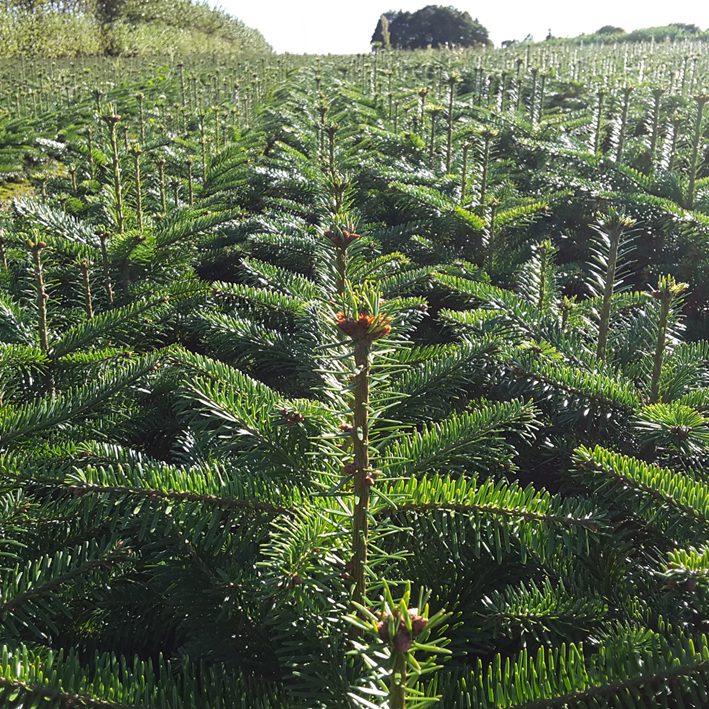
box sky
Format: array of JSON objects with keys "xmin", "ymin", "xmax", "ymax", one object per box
[{"xmin": 213, "ymin": 0, "xmax": 709, "ymax": 54}]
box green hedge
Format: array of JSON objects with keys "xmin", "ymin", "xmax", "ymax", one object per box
[{"xmin": 0, "ymin": 1, "xmax": 270, "ymax": 57}]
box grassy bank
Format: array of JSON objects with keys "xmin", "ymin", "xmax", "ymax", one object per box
[{"xmin": 0, "ymin": 0, "xmax": 270, "ymax": 57}]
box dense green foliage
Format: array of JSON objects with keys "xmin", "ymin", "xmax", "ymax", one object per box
[
  {"xmin": 372, "ymin": 5, "xmax": 491, "ymax": 50},
  {"xmin": 0, "ymin": 0, "xmax": 271, "ymax": 57},
  {"xmin": 0, "ymin": 38, "xmax": 708, "ymax": 707},
  {"xmin": 568, "ymin": 23, "xmax": 709, "ymax": 45}
]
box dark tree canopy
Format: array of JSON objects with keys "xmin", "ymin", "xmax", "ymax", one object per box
[
  {"xmin": 596, "ymin": 25, "xmax": 625, "ymax": 35},
  {"xmin": 372, "ymin": 5, "xmax": 491, "ymax": 50}
]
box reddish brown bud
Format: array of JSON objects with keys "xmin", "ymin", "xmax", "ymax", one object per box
[
  {"xmin": 377, "ymin": 620, "xmax": 390, "ymax": 642},
  {"xmin": 377, "ymin": 610, "xmax": 427, "ymax": 651},
  {"xmin": 335, "ymin": 312, "xmax": 392, "ymax": 343},
  {"xmin": 279, "ymin": 573, "xmax": 302, "ymax": 590},
  {"xmin": 410, "ymin": 615, "xmax": 428, "ymax": 637},
  {"xmin": 392, "ymin": 626, "xmax": 412, "ymax": 653},
  {"xmin": 324, "ymin": 228, "xmax": 361, "ymax": 249},
  {"xmin": 280, "ymin": 408, "xmax": 305, "ymax": 427}
]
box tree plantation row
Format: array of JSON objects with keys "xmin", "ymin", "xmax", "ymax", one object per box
[{"xmin": 0, "ymin": 40, "xmax": 708, "ymax": 707}]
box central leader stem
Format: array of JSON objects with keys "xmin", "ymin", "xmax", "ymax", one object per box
[{"xmin": 351, "ymin": 339, "xmax": 371, "ymax": 611}]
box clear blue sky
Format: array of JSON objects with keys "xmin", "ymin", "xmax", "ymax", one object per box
[{"xmin": 213, "ymin": 0, "xmax": 709, "ymax": 54}]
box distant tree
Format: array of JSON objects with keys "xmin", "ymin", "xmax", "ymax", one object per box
[
  {"xmin": 625, "ymin": 23, "xmax": 705, "ymax": 43},
  {"xmin": 373, "ymin": 13, "xmax": 392, "ymax": 50},
  {"xmin": 371, "ymin": 10, "xmax": 411, "ymax": 48},
  {"xmin": 3, "ymin": 0, "xmax": 48, "ymax": 11},
  {"xmin": 559, "ymin": 23, "xmax": 708, "ymax": 45},
  {"xmin": 95, "ymin": 0, "xmax": 128, "ymax": 23},
  {"xmin": 596, "ymin": 25, "xmax": 625, "ymax": 35},
  {"xmin": 668, "ymin": 22, "xmax": 701, "ymax": 33},
  {"xmin": 371, "ymin": 5, "xmax": 491, "ymax": 50},
  {"xmin": 1, "ymin": 0, "xmax": 102, "ymax": 15}
]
